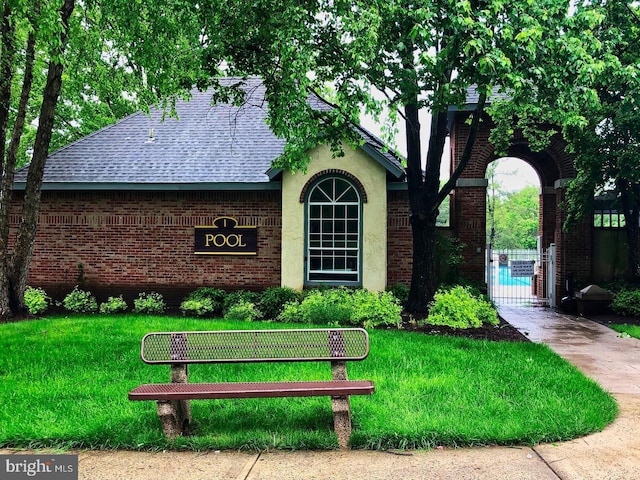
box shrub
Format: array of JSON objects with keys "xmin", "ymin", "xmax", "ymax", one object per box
[
  {"xmin": 24, "ymin": 286, "xmax": 51, "ymax": 315},
  {"xmin": 350, "ymin": 289, "xmax": 402, "ymax": 328},
  {"xmin": 180, "ymin": 287, "xmax": 225, "ymax": 317},
  {"xmin": 99, "ymin": 296, "xmax": 128, "ymax": 314},
  {"xmin": 436, "ymin": 235, "xmax": 465, "ymax": 285},
  {"xmin": 425, "ymin": 285, "xmax": 499, "ymax": 329},
  {"xmin": 386, "ymin": 283, "xmax": 409, "ymax": 305},
  {"xmin": 223, "ymin": 290, "xmax": 260, "ymax": 314},
  {"xmin": 281, "ymin": 288, "xmax": 353, "ymax": 325},
  {"xmin": 278, "ymin": 301, "xmax": 305, "ymax": 323},
  {"xmin": 259, "ymin": 287, "xmax": 300, "ymax": 320},
  {"xmin": 133, "ymin": 292, "xmax": 165, "ymax": 314},
  {"xmin": 225, "ymin": 300, "xmax": 262, "ymax": 322},
  {"xmin": 279, "ymin": 288, "xmax": 402, "ymax": 328},
  {"xmin": 180, "ymin": 298, "xmax": 215, "ymax": 317},
  {"xmin": 611, "ymin": 289, "xmax": 640, "ymax": 317},
  {"xmin": 186, "ymin": 288, "xmax": 225, "ymax": 313},
  {"xmin": 63, "ymin": 286, "xmax": 98, "ymax": 313}
]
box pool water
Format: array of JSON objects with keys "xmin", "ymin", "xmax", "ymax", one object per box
[{"xmin": 493, "ymin": 265, "xmax": 532, "ymax": 287}]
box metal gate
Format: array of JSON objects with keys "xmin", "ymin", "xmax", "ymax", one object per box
[{"xmin": 486, "ymin": 244, "xmax": 555, "ymax": 306}]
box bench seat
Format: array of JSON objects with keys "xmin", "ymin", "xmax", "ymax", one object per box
[{"xmin": 129, "ymin": 380, "xmax": 375, "ymax": 401}]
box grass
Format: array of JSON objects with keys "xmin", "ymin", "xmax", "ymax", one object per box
[
  {"xmin": 0, "ymin": 314, "xmax": 617, "ymax": 451},
  {"xmin": 609, "ymin": 323, "xmax": 640, "ymax": 339}
]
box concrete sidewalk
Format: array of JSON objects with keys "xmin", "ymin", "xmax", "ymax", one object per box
[
  {"xmin": 5, "ymin": 307, "xmax": 640, "ymax": 479},
  {"xmin": 501, "ymin": 306, "xmax": 640, "ymax": 480}
]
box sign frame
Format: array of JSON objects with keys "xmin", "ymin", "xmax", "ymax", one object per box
[
  {"xmin": 510, "ymin": 260, "xmax": 535, "ymax": 277},
  {"xmin": 194, "ymin": 217, "xmax": 257, "ymax": 256}
]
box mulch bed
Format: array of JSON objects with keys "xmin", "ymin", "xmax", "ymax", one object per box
[{"xmin": 401, "ymin": 314, "xmax": 530, "ymax": 342}]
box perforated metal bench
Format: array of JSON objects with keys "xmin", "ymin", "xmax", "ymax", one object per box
[{"xmin": 128, "ymin": 328, "xmax": 375, "ymax": 448}]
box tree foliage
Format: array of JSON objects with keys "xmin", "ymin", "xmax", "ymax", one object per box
[
  {"xmin": 195, "ymin": 0, "xmax": 594, "ymax": 311},
  {"xmin": 560, "ymin": 2, "xmax": 640, "ymax": 280},
  {"xmin": 0, "ymin": 0, "xmax": 213, "ymax": 318},
  {"xmin": 528, "ymin": 0, "xmax": 640, "ymax": 280},
  {"xmin": 489, "ymin": 186, "xmax": 539, "ymax": 250}
]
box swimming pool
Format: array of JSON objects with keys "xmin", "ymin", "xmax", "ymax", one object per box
[{"xmin": 493, "ymin": 265, "xmax": 532, "ymax": 287}]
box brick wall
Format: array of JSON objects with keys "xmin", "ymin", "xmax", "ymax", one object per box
[
  {"xmin": 386, "ymin": 190, "xmax": 412, "ymax": 285},
  {"xmin": 17, "ymin": 178, "xmax": 592, "ymax": 307},
  {"xmin": 12, "ymin": 190, "xmax": 282, "ymax": 306},
  {"xmin": 452, "ymin": 186, "xmax": 487, "ymax": 283},
  {"xmin": 450, "ymin": 113, "xmax": 492, "ymax": 284},
  {"xmin": 554, "ymin": 188, "xmax": 592, "ymax": 298}
]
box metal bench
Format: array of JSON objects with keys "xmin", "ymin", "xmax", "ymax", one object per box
[{"xmin": 128, "ymin": 328, "xmax": 375, "ymax": 448}]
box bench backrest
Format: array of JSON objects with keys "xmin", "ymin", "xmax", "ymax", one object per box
[{"xmin": 140, "ymin": 328, "xmax": 369, "ymax": 364}]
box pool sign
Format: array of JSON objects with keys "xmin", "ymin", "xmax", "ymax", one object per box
[
  {"xmin": 510, "ymin": 260, "xmax": 535, "ymax": 277},
  {"xmin": 195, "ymin": 217, "xmax": 257, "ymax": 255}
]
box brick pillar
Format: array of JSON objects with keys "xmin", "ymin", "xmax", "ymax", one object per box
[
  {"xmin": 453, "ymin": 179, "xmax": 488, "ymax": 285},
  {"xmin": 537, "ymin": 187, "xmax": 557, "ymax": 300},
  {"xmin": 554, "ymin": 180, "xmax": 592, "ymax": 304}
]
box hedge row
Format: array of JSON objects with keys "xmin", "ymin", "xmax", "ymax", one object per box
[{"xmin": 23, "ymin": 284, "xmax": 499, "ymax": 330}]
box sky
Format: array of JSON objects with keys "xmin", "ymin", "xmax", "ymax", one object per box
[{"xmin": 491, "ymin": 158, "xmax": 540, "ymax": 192}]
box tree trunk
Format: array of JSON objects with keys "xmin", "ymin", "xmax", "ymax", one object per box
[
  {"xmin": 404, "ymin": 99, "xmax": 441, "ymax": 314},
  {"xmin": 8, "ymin": 0, "xmax": 75, "ymax": 313},
  {"xmin": 0, "ymin": 2, "xmax": 17, "ymax": 318},
  {"xmin": 404, "ymin": 89, "xmax": 487, "ymax": 314},
  {"xmin": 407, "ymin": 205, "xmax": 440, "ymax": 313}
]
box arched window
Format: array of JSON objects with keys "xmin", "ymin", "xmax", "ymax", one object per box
[{"xmin": 306, "ymin": 176, "xmax": 361, "ymax": 285}]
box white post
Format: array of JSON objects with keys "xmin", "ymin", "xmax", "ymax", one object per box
[
  {"xmin": 486, "ymin": 244, "xmax": 493, "ymax": 301},
  {"xmin": 547, "ymin": 243, "xmax": 556, "ymax": 307}
]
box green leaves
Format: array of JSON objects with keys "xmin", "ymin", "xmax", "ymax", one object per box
[
  {"xmin": 559, "ymin": 2, "xmax": 640, "ymax": 237},
  {"xmin": 426, "ymin": 285, "xmax": 498, "ymax": 329},
  {"xmin": 488, "ymin": 186, "xmax": 540, "ymax": 250}
]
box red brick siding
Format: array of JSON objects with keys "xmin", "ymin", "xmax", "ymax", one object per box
[
  {"xmin": 554, "ymin": 188, "xmax": 592, "ymax": 299},
  {"xmin": 12, "ymin": 190, "xmax": 282, "ymax": 305},
  {"xmin": 452, "ymin": 186, "xmax": 487, "ymax": 283},
  {"xmin": 386, "ymin": 190, "xmax": 412, "ymax": 285}
]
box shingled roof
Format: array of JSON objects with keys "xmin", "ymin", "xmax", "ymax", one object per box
[{"xmin": 13, "ymin": 77, "xmax": 404, "ymax": 190}]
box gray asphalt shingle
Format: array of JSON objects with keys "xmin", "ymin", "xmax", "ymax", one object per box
[{"xmin": 14, "ymin": 78, "xmax": 403, "ymax": 187}]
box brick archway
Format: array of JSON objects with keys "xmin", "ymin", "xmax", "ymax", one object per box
[{"xmin": 448, "ymin": 112, "xmax": 592, "ymax": 306}]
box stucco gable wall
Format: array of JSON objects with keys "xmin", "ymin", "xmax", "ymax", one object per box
[{"xmin": 281, "ymin": 142, "xmax": 388, "ymax": 291}]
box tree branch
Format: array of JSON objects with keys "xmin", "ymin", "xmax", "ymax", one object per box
[
  {"xmin": 0, "ymin": 2, "xmax": 16, "ymax": 174},
  {"xmin": 0, "ymin": 28, "xmax": 37, "ymax": 263},
  {"xmin": 625, "ymin": 2, "xmax": 640, "ymax": 26},
  {"xmin": 378, "ymin": 87, "xmax": 408, "ymax": 123},
  {"xmin": 436, "ymin": 87, "xmax": 487, "ymax": 206}
]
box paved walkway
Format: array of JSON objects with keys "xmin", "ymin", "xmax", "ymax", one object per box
[{"xmin": 4, "ymin": 307, "xmax": 640, "ymax": 479}]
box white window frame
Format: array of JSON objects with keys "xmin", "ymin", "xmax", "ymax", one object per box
[{"xmin": 305, "ymin": 176, "xmax": 362, "ymax": 285}]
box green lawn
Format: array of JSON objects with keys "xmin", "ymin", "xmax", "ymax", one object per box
[
  {"xmin": 609, "ymin": 323, "xmax": 640, "ymax": 339},
  {"xmin": 0, "ymin": 315, "xmax": 617, "ymax": 450}
]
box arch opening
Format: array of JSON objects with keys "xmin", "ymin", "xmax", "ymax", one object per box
[{"xmin": 485, "ymin": 158, "xmax": 549, "ymax": 306}]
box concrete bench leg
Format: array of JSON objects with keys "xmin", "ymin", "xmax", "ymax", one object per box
[
  {"xmin": 330, "ymin": 359, "xmax": 352, "ymax": 449},
  {"xmin": 331, "ymin": 395, "xmax": 351, "ymax": 449},
  {"xmin": 156, "ymin": 400, "xmax": 191, "ymax": 439},
  {"xmin": 157, "ymin": 363, "xmax": 192, "ymax": 439}
]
